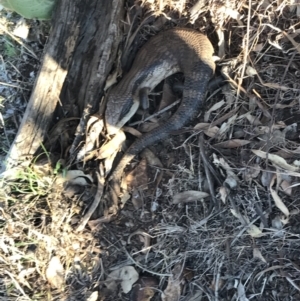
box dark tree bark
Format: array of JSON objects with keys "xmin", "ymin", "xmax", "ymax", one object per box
[{"xmin": 4, "ymin": 0, "xmax": 124, "ymax": 170}]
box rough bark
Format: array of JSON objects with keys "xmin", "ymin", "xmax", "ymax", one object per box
[{"xmin": 3, "ymin": 0, "xmax": 124, "ymax": 171}]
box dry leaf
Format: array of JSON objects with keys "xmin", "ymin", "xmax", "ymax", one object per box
[
  {"xmin": 246, "ymin": 66, "xmax": 257, "ymax": 76},
  {"xmin": 13, "ymin": 20, "xmax": 30, "ymax": 39},
  {"xmin": 204, "ymin": 100, "xmax": 225, "ymax": 122},
  {"xmin": 270, "ymin": 175, "xmax": 289, "ymax": 218},
  {"xmin": 194, "ymin": 123, "xmax": 219, "ymax": 138},
  {"xmin": 104, "ymin": 150, "xmax": 118, "ymax": 176},
  {"xmin": 261, "ymin": 169, "xmax": 273, "ymax": 187},
  {"xmin": 141, "ymin": 148, "xmax": 163, "ymax": 168},
  {"xmin": 76, "ymin": 116, "xmax": 103, "ymax": 161},
  {"xmin": 87, "ymin": 291, "xmax": 98, "ymax": 301},
  {"xmin": 253, "ymin": 248, "xmax": 267, "ymax": 263},
  {"xmin": 252, "ymin": 150, "xmax": 300, "ymax": 172},
  {"xmin": 210, "ymin": 278, "xmax": 225, "ymax": 291},
  {"xmin": 253, "ymin": 43, "xmax": 264, "ymax": 52},
  {"xmin": 158, "ymin": 79, "xmax": 177, "ymax": 110},
  {"xmin": 131, "ymin": 277, "xmax": 158, "ymax": 301},
  {"xmin": 162, "ymin": 264, "xmax": 183, "ymax": 301},
  {"xmin": 280, "ymin": 180, "xmax": 292, "ymax": 196},
  {"xmin": 219, "ymin": 186, "xmax": 229, "ymax": 203},
  {"xmin": 97, "ymin": 130, "xmax": 126, "ymax": 159},
  {"xmin": 213, "ymin": 139, "xmax": 250, "ymax": 149},
  {"xmin": 243, "ymin": 165, "xmax": 260, "ymax": 182},
  {"xmin": 139, "ymin": 121, "xmax": 159, "ymax": 133},
  {"xmin": 219, "ymin": 114, "xmax": 237, "ymax": 135},
  {"xmin": 274, "ymin": 99, "xmax": 298, "ymax": 108},
  {"xmin": 45, "ymin": 256, "xmax": 65, "ymax": 289},
  {"xmin": 18, "ymin": 268, "xmax": 36, "ymax": 289},
  {"xmin": 213, "ymin": 154, "xmax": 240, "ymax": 189},
  {"xmin": 55, "ymin": 170, "xmax": 93, "ymax": 186},
  {"xmin": 272, "ymin": 216, "xmax": 283, "ymax": 230},
  {"xmin": 126, "ymin": 158, "xmax": 149, "ymax": 191},
  {"xmin": 172, "ymin": 191, "xmax": 210, "ymax": 204},
  {"xmin": 230, "ymin": 209, "xmax": 263, "ymax": 237},
  {"xmin": 237, "ymin": 282, "xmax": 249, "ymax": 301},
  {"xmin": 246, "ymin": 114, "xmax": 261, "ymax": 125},
  {"xmin": 106, "ymin": 266, "xmax": 139, "ymax": 294},
  {"xmin": 123, "ymin": 126, "xmax": 142, "ymax": 137}
]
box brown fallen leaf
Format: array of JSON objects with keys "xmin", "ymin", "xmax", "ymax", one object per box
[
  {"xmin": 158, "ymin": 79, "xmax": 177, "ymax": 110},
  {"xmin": 123, "ymin": 126, "xmax": 142, "ymax": 137},
  {"xmin": 280, "ymin": 180, "xmax": 292, "ymax": 196},
  {"xmin": 162, "ymin": 264, "xmax": 184, "ymax": 301},
  {"xmin": 139, "ymin": 121, "xmax": 160, "ymax": 133},
  {"xmin": 213, "ymin": 139, "xmax": 251, "ymax": 149},
  {"xmin": 141, "ymin": 148, "xmax": 163, "ymax": 168},
  {"xmin": 126, "ymin": 158, "xmax": 149, "ymax": 191},
  {"xmin": 131, "ymin": 276, "xmax": 158, "ymax": 301},
  {"xmin": 172, "ymin": 190, "xmax": 210, "ymax": 204},
  {"xmin": 243, "ymin": 164, "xmax": 260, "ymax": 182},
  {"xmin": 193, "ymin": 122, "xmax": 219, "ymax": 138},
  {"xmin": 97, "ymin": 130, "xmax": 126, "ymax": 159}
]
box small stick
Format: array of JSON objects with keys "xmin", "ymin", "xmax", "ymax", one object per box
[{"xmin": 76, "ymin": 166, "xmax": 105, "ymax": 232}]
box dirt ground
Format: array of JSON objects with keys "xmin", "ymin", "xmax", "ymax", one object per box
[{"xmin": 1, "ymin": 0, "xmax": 300, "ymax": 300}]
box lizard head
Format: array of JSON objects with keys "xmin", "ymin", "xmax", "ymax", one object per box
[{"xmin": 105, "ymin": 90, "xmax": 139, "ymax": 136}]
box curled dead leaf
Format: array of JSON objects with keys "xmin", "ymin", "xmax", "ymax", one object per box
[
  {"xmin": 77, "ymin": 117, "xmax": 104, "ymax": 161},
  {"xmin": 162, "ymin": 264, "xmax": 184, "ymax": 301},
  {"xmin": 126, "ymin": 158, "xmax": 149, "ymax": 191},
  {"xmin": 131, "ymin": 276, "xmax": 158, "ymax": 301},
  {"xmin": 172, "ymin": 190, "xmax": 210, "ymax": 204},
  {"xmin": 97, "ymin": 130, "xmax": 126, "ymax": 159},
  {"xmin": 252, "ymin": 150, "xmax": 300, "ymax": 172}
]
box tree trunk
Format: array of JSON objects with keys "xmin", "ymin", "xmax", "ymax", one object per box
[{"xmin": 3, "ymin": 0, "xmax": 124, "ymax": 171}]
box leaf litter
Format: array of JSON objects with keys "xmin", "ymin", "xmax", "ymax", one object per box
[{"xmin": 1, "ymin": 0, "xmax": 300, "ymax": 301}]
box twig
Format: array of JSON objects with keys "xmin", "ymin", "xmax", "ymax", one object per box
[
  {"xmin": 129, "ymin": 99, "xmax": 181, "ymax": 126},
  {"xmin": 236, "ymin": 0, "xmax": 252, "ymax": 99},
  {"xmin": 76, "ymin": 166, "xmax": 105, "ymax": 232},
  {"xmin": 215, "ymin": 256, "xmax": 225, "ymax": 301}
]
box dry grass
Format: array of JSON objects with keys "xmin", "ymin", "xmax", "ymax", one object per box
[{"xmin": 1, "ymin": 0, "xmax": 300, "ymax": 300}]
